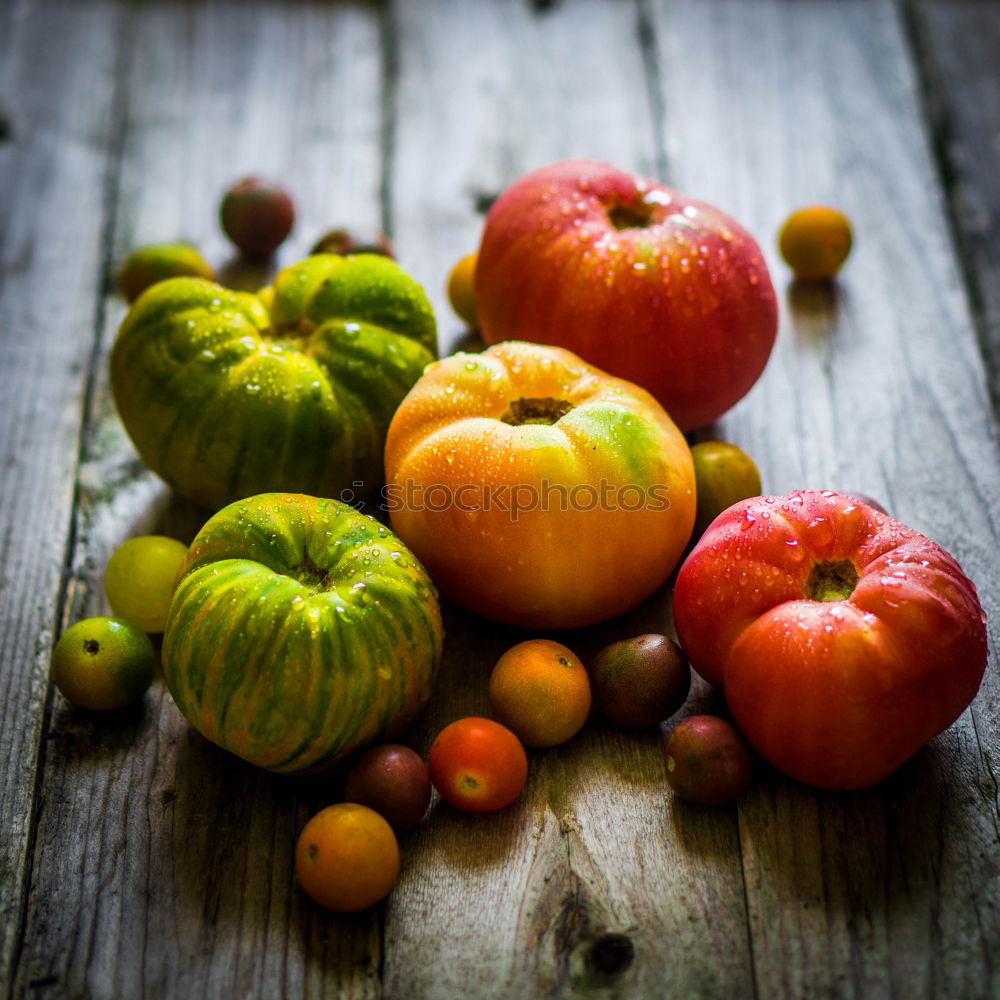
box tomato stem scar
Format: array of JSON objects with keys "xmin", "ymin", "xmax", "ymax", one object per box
[{"xmin": 805, "ymin": 558, "xmax": 859, "ymax": 602}]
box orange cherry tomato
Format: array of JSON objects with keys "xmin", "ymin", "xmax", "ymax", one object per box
[
  {"xmin": 778, "ymin": 205, "xmax": 853, "ymax": 280},
  {"xmin": 446, "ymin": 252, "xmax": 478, "ymax": 327},
  {"xmin": 384, "ymin": 341, "xmax": 696, "ymax": 629},
  {"xmin": 427, "ymin": 717, "xmax": 528, "ymax": 812},
  {"xmin": 488, "ymin": 638, "xmax": 591, "ymax": 747},
  {"xmin": 295, "ymin": 802, "xmax": 400, "ymax": 912}
]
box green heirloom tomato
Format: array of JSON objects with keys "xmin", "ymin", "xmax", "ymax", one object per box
[
  {"xmin": 111, "ymin": 254, "xmax": 437, "ymax": 511},
  {"xmin": 162, "ymin": 493, "xmax": 443, "ymax": 774}
]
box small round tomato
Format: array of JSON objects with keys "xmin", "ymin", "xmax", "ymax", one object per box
[
  {"xmin": 778, "ymin": 205, "xmax": 853, "ymax": 280},
  {"xmin": 117, "ymin": 243, "xmax": 215, "ymax": 302},
  {"xmin": 446, "ymin": 252, "xmax": 478, "ymax": 327},
  {"xmin": 219, "ymin": 177, "xmax": 295, "ymax": 259},
  {"xmin": 427, "ymin": 717, "xmax": 528, "ymax": 812},
  {"xmin": 690, "ymin": 440, "xmax": 762, "ymax": 536},
  {"xmin": 344, "ymin": 743, "xmax": 432, "ymax": 833},
  {"xmin": 488, "ymin": 638, "xmax": 591, "ymax": 747},
  {"xmin": 310, "ymin": 227, "xmax": 395, "ymax": 258},
  {"xmin": 295, "ymin": 802, "xmax": 399, "ymax": 912},
  {"xmin": 384, "ymin": 341, "xmax": 696, "ymax": 629},
  {"xmin": 590, "ymin": 633, "xmax": 689, "ymax": 729},
  {"xmin": 663, "ymin": 715, "xmax": 752, "ymax": 804},
  {"xmin": 51, "ymin": 616, "xmax": 156, "ymax": 710},
  {"xmin": 104, "ymin": 535, "xmax": 188, "ymax": 633}
]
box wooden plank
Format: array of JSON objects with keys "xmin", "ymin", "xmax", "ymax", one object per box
[
  {"xmin": 388, "ymin": 0, "xmax": 667, "ymax": 354},
  {"xmin": 13, "ymin": 2, "xmax": 389, "ymax": 997},
  {"xmin": 646, "ymin": 0, "xmax": 1000, "ymax": 996},
  {"xmin": 0, "ymin": 0, "xmax": 124, "ymax": 991},
  {"xmin": 384, "ymin": 1, "xmax": 755, "ymax": 997},
  {"xmin": 905, "ymin": 0, "xmax": 1000, "ymax": 410}
]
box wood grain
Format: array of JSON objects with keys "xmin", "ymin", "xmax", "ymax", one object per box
[
  {"xmin": 906, "ymin": 0, "xmax": 1000, "ymax": 410},
  {"xmin": 647, "ymin": 0, "xmax": 1000, "ymax": 996},
  {"xmin": 0, "ymin": 0, "xmax": 124, "ymax": 990},
  {"xmin": 12, "ymin": 2, "xmax": 389, "ymax": 997}
]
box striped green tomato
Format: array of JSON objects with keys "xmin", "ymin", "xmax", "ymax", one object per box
[
  {"xmin": 111, "ymin": 254, "xmax": 437, "ymax": 511},
  {"xmin": 162, "ymin": 494, "xmax": 443, "ymax": 774}
]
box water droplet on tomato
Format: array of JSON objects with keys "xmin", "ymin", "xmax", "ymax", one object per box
[{"xmin": 805, "ymin": 517, "xmax": 834, "ymax": 546}]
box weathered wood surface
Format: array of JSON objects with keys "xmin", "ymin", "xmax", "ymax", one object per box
[
  {"xmin": 907, "ymin": 0, "xmax": 1000, "ymax": 410},
  {"xmin": 1, "ymin": 0, "xmax": 998, "ymax": 998}
]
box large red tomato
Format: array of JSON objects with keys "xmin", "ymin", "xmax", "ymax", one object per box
[
  {"xmin": 474, "ymin": 159, "xmax": 778, "ymax": 431},
  {"xmin": 672, "ymin": 491, "xmax": 988, "ymax": 790}
]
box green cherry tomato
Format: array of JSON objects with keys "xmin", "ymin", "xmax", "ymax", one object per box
[
  {"xmin": 104, "ymin": 535, "xmax": 188, "ymax": 633},
  {"xmin": 691, "ymin": 440, "xmax": 762, "ymax": 536},
  {"xmin": 117, "ymin": 243, "xmax": 215, "ymax": 302},
  {"xmin": 51, "ymin": 616, "xmax": 156, "ymax": 710}
]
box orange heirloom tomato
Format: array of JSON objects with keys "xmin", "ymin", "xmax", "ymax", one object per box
[{"xmin": 384, "ymin": 341, "xmax": 696, "ymax": 629}]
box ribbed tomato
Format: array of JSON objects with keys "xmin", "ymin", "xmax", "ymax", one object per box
[
  {"xmin": 162, "ymin": 494, "xmax": 443, "ymax": 774},
  {"xmin": 672, "ymin": 491, "xmax": 988, "ymax": 789},
  {"xmin": 384, "ymin": 341, "xmax": 695, "ymax": 629},
  {"xmin": 111, "ymin": 254, "xmax": 436, "ymax": 511}
]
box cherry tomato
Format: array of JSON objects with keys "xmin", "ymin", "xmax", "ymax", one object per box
[
  {"xmin": 427, "ymin": 717, "xmax": 528, "ymax": 813},
  {"xmin": 51, "ymin": 616, "xmax": 155, "ymax": 710},
  {"xmin": 488, "ymin": 638, "xmax": 591, "ymax": 747},
  {"xmin": 295, "ymin": 803, "xmax": 399, "ymax": 912},
  {"xmin": 104, "ymin": 534, "xmax": 188, "ymax": 633},
  {"xmin": 778, "ymin": 205, "xmax": 853, "ymax": 280},
  {"xmin": 690, "ymin": 440, "xmax": 762, "ymax": 536},
  {"xmin": 446, "ymin": 252, "xmax": 478, "ymax": 327}
]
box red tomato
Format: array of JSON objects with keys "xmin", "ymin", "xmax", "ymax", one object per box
[
  {"xmin": 427, "ymin": 717, "xmax": 528, "ymax": 812},
  {"xmin": 672, "ymin": 491, "xmax": 988, "ymax": 790},
  {"xmin": 474, "ymin": 159, "xmax": 778, "ymax": 431}
]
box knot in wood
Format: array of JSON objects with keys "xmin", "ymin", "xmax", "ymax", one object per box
[{"xmin": 586, "ymin": 932, "xmax": 634, "ymax": 977}]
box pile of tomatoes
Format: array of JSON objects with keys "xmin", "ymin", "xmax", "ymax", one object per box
[{"xmin": 52, "ymin": 169, "xmax": 989, "ymax": 920}]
